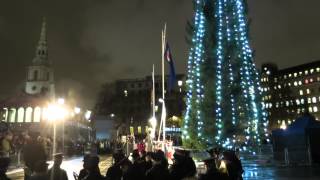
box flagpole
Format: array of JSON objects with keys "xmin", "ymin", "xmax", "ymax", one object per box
[
  {"xmin": 152, "ymin": 65, "xmax": 155, "ymax": 118},
  {"xmin": 162, "ymin": 23, "xmax": 167, "ymax": 148}
]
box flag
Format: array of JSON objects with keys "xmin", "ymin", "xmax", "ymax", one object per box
[{"xmin": 164, "ymin": 42, "xmax": 176, "ymax": 91}]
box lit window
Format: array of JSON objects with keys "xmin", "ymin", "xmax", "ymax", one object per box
[
  {"xmin": 307, "ymin": 89, "xmax": 310, "ymax": 94},
  {"xmin": 269, "ymin": 95, "xmax": 271, "ymax": 99},
  {"xmin": 298, "ymin": 81, "xmax": 302, "ymax": 85},
  {"xmin": 294, "ymin": 73, "xmax": 297, "ymax": 77},
  {"xmin": 310, "ymin": 69, "xmax": 314, "ymax": 73},
  {"xmin": 299, "ymin": 90, "xmax": 303, "ymax": 95},
  {"xmin": 299, "ymin": 71, "xmax": 303, "ymax": 75},
  {"xmin": 317, "ymin": 77, "xmax": 320, "ymax": 82},
  {"xmin": 317, "ymin": 68, "xmax": 320, "ymax": 72},
  {"xmin": 274, "ymin": 86, "xmax": 277, "ymax": 90},
  {"xmin": 264, "ymin": 67, "xmax": 268, "ymax": 71},
  {"xmin": 296, "ymin": 99, "xmax": 300, "ymax": 105},
  {"xmin": 17, "ymin": 107, "xmax": 24, "ymax": 123},
  {"xmin": 284, "ymin": 75, "xmax": 287, "ymax": 79},
  {"xmin": 314, "ymin": 106, "xmax": 318, "ymax": 112},
  {"xmin": 289, "ymin": 74, "xmax": 292, "ymax": 77},
  {"xmin": 305, "ymin": 70, "xmax": 308, "ymax": 75},
  {"xmin": 309, "ymin": 107, "xmax": 313, "ymax": 113},
  {"xmin": 269, "ymin": 103, "xmax": 272, "ymax": 108},
  {"xmin": 278, "ymin": 85, "xmax": 281, "ymax": 89},
  {"xmin": 308, "ymin": 98, "xmax": 312, "ymax": 104},
  {"xmin": 305, "ymin": 79, "xmax": 309, "ymax": 84},
  {"xmin": 9, "ymin": 108, "xmax": 16, "ymax": 123},
  {"xmin": 286, "ymin": 101, "xmax": 289, "ymax": 106},
  {"xmin": 301, "ymin": 99, "xmax": 305, "ymax": 104},
  {"xmin": 310, "ymin": 78, "xmax": 313, "ymax": 83},
  {"xmin": 288, "ymin": 83, "xmax": 291, "ymax": 86},
  {"xmin": 34, "ymin": 107, "xmax": 41, "ymax": 122},
  {"xmin": 294, "ymin": 81, "xmax": 298, "ymax": 86},
  {"xmin": 312, "ymin": 97, "xmax": 317, "ymax": 103},
  {"xmin": 266, "ymin": 71, "xmax": 270, "ymax": 75},
  {"xmin": 25, "ymin": 107, "xmax": 32, "ymax": 123},
  {"xmin": 264, "ymin": 88, "xmax": 267, "ymax": 92}
]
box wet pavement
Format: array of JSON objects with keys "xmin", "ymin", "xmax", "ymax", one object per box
[
  {"xmin": 242, "ymin": 155, "xmax": 320, "ymax": 180},
  {"xmin": 7, "ymin": 155, "xmax": 112, "ymax": 180},
  {"xmin": 7, "ymin": 154, "xmax": 320, "ymax": 179}
]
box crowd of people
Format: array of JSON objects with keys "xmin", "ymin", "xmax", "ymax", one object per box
[
  {"xmin": 75, "ymin": 147, "xmax": 243, "ymax": 180},
  {"xmin": 1, "ymin": 128, "xmax": 244, "ymax": 180}
]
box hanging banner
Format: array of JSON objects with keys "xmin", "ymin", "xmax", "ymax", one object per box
[{"xmin": 130, "ymin": 126, "xmax": 134, "ymax": 135}]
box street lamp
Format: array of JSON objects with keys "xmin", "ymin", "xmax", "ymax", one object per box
[
  {"xmin": 178, "ymin": 80, "xmax": 183, "ymax": 93},
  {"xmin": 46, "ymin": 100, "xmax": 67, "ymax": 155}
]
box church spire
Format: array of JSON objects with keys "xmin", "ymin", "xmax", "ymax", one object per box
[{"xmin": 32, "ymin": 17, "xmax": 49, "ymax": 65}]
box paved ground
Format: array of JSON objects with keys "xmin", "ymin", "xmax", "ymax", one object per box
[
  {"xmin": 7, "ymin": 155, "xmax": 112, "ymax": 180},
  {"xmin": 242, "ymin": 155, "xmax": 320, "ymax": 180},
  {"xmin": 7, "ymin": 154, "xmax": 320, "ymax": 180}
]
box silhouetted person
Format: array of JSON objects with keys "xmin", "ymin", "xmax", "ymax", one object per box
[
  {"xmin": 30, "ymin": 160, "xmax": 49, "ymax": 180},
  {"xmin": 199, "ymin": 158, "xmax": 228, "ymax": 180},
  {"xmin": 77, "ymin": 154, "xmax": 90, "ymax": 180},
  {"xmin": 0, "ymin": 157, "xmax": 11, "ymax": 180},
  {"xmin": 82, "ymin": 155, "xmax": 105, "ymax": 180},
  {"xmin": 120, "ymin": 158, "xmax": 133, "ymax": 180},
  {"xmin": 223, "ymin": 151, "xmax": 244, "ymax": 180},
  {"xmin": 170, "ymin": 149, "xmax": 187, "ymax": 180},
  {"xmin": 105, "ymin": 152, "xmax": 125, "ymax": 180},
  {"xmin": 145, "ymin": 150, "xmax": 170, "ymax": 180},
  {"xmin": 23, "ymin": 132, "xmax": 47, "ymax": 180},
  {"xmin": 184, "ymin": 155, "xmax": 197, "ymax": 180},
  {"xmin": 128, "ymin": 149, "xmax": 145, "ymax": 180},
  {"xmin": 48, "ymin": 153, "xmax": 68, "ymax": 180}
]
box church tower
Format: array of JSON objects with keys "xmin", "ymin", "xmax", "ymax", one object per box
[{"xmin": 25, "ymin": 18, "xmax": 55, "ymax": 99}]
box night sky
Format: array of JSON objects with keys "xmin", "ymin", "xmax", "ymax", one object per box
[{"xmin": 1, "ymin": 0, "xmax": 320, "ymax": 108}]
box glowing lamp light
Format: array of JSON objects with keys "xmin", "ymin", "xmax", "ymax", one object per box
[
  {"xmin": 85, "ymin": 110, "xmax": 91, "ymax": 120},
  {"xmin": 280, "ymin": 120, "xmax": 287, "ymax": 130},
  {"xmin": 57, "ymin": 98, "xmax": 65, "ymax": 105},
  {"xmin": 74, "ymin": 107, "xmax": 81, "ymax": 114},
  {"xmin": 149, "ymin": 117, "xmax": 157, "ymax": 128},
  {"xmin": 46, "ymin": 104, "xmax": 67, "ymax": 121}
]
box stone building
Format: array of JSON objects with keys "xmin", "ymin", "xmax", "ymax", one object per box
[{"xmin": 0, "ymin": 18, "xmax": 92, "ymax": 141}]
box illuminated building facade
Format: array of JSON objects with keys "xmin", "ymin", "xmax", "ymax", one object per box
[
  {"xmin": 261, "ymin": 60, "xmax": 320, "ymax": 130},
  {"xmin": 0, "ymin": 18, "xmax": 92, "ymax": 141},
  {"xmin": 94, "ymin": 74, "xmax": 186, "ymax": 135}
]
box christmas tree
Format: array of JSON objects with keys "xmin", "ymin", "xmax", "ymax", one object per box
[
  {"xmin": 183, "ymin": 0, "xmax": 268, "ymax": 150},
  {"xmin": 182, "ymin": 0, "xmax": 207, "ymax": 149}
]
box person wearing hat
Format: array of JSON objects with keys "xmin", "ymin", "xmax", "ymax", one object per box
[
  {"xmin": 169, "ymin": 149, "xmax": 187, "ymax": 180},
  {"xmin": 105, "ymin": 152, "xmax": 125, "ymax": 180},
  {"xmin": 145, "ymin": 151, "xmax": 170, "ymax": 180},
  {"xmin": 82, "ymin": 155, "xmax": 105, "ymax": 180},
  {"xmin": 48, "ymin": 153, "xmax": 68, "ymax": 180},
  {"xmin": 0, "ymin": 157, "xmax": 11, "ymax": 180},
  {"xmin": 76, "ymin": 154, "xmax": 91, "ymax": 180},
  {"xmin": 199, "ymin": 158, "xmax": 228, "ymax": 180}
]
